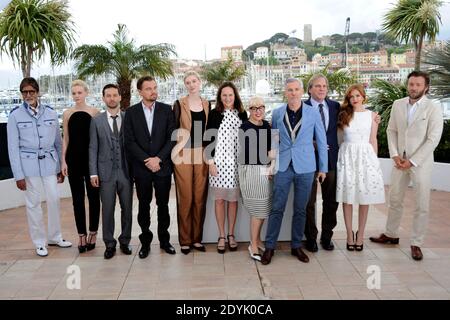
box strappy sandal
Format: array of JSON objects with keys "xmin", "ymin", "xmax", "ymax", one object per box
[
  {"xmin": 217, "ymin": 237, "xmax": 226, "ymax": 254},
  {"xmin": 86, "ymin": 231, "xmax": 97, "ymax": 251},
  {"xmin": 78, "ymin": 234, "xmax": 87, "ymax": 253},
  {"xmin": 347, "ymin": 231, "xmax": 355, "ymax": 251},
  {"xmin": 227, "ymin": 234, "xmax": 238, "ymax": 251},
  {"xmin": 355, "ymin": 231, "xmax": 364, "ymax": 251}
]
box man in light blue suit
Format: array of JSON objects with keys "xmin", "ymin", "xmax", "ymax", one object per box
[{"xmin": 261, "ymin": 78, "xmax": 328, "ymax": 265}]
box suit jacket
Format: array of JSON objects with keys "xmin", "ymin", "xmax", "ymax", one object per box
[
  {"xmin": 304, "ymin": 97, "xmax": 340, "ymax": 171},
  {"xmin": 387, "ymin": 96, "xmax": 443, "ymax": 169},
  {"xmin": 123, "ymin": 101, "xmax": 175, "ymax": 177},
  {"xmin": 272, "ymin": 103, "xmax": 328, "ymax": 174},
  {"xmin": 89, "ymin": 111, "xmax": 130, "ymax": 182}
]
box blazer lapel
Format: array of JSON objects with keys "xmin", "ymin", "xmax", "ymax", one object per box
[
  {"xmin": 137, "ymin": 103, "xmax": 152, "ymax": 140},
  {"xmin": 180, "ymin": 97, "xmax": 192, "ymax": 126},
  {"xmin": 101, "ymin": 112, "xmax": 113, "ymax": 147},
  {"xmin": 277, "ymin": 105, "xmax": 290, "ymax": 141},
  {"xmin": 150, "ymin": 101, "xmax": 161, "ymax": 138},
  {"xmin": 119, "ymin": 111, "xmax": 125, "ymax": 135},
  {"xmin": 202, "ymin": 98, "xmax": 210, "ymax": 120},
  {"xmin": 408, "ymin": 98, "xmax": 428, "ymax": 127}
]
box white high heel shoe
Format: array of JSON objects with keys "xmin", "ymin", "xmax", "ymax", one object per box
[{"xmin": 248, "ymin": 244, "xmax": 262, "ymax": 261}]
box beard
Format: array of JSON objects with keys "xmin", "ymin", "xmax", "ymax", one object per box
[
  {"xmin": 107, "ymin": 103, "xmax": 120, "ymax": 109},
  {"xmin": 408, "ymin": 88, "xmax": 427, "ymax": 100}
]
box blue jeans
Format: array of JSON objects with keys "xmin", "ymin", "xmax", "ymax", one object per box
[{"xmin": 265, "ymin": 165, "xmax": 315, "ymax": 249}]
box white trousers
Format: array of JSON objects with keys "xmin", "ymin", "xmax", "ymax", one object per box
[
  {"xmin": 24, "ymin": 175, "xmax": 63, "ymax": 248},
  {"xmin": 385, "ymin": 165, "xmax": 432, "ymax": 247}
]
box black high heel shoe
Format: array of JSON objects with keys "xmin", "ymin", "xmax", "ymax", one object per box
[
  {"xmin": 78, "ymin": 234, "xmax": 87, "ymax": 253},
  {"xmin": 355, "ymin": 231, "xmax": 364, "ymax": 251},
  {"xmin": 346, "ymin": 231, "xmax": 355, "ymax": 251},
  {"xmin": 86, "ymin": 231, "xmax": 97, "ymax": 251}
]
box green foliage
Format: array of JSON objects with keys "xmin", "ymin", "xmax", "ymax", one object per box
[
  {"xmin": 382, "ymin": 0, "xmax": 443, "ymax": 70},
  {"xmin": 304, "ymin": 45, "xmax": 336, "ymax": 60},
  {"xmin": 434, "ymin": 120, "xmax": 450, "ymax": 163},
  {"xmin": 254, "ymin": 56, "xmax": 279, "ymax": 66},
  {"xmin": 72, "ymin": 24, "xmax": 176, "ymax": 109},
  {"xmin": 299, "ymin": 63, "xmax": 357, "ymax": 98},
  {"xmin": 424, "ymin": 41, "xmax": 450, "ymax": 98},
  {"xmin": 0, "ymin": 0, "xmax": 75, "ymax": 77},
  {"xmin": 369, "ymin": 79, "xmax": 407, "ymax": 158},
  {"xmin": 200, "ymin": 55, "xmax": 246, "ymax": 88}
]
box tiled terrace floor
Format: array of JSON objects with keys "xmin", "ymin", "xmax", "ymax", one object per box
[{"xmin": 0, "ymin": 186, "xmax": 449, "ymax": 300}]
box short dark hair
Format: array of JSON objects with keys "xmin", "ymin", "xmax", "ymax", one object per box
[
  {"xmin": 215, "ymin": 81, "xmax": 244, "ymax": 113},
  {"xmin": 137, "ymin": 76, "xmax": 156, "ymax": 90},
  {"xmin": 407, "ymin": 71, "xmax": 430, "ymax": 92},
  {"xmin": 20, "ymin": 77, "xmax": 39, "ymax": 93},
  {"xmin": 102, "ymin": 84, "xmax": 120, "ymax": 96}
]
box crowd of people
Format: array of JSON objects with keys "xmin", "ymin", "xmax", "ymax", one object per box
[{"xmin": 6, "ymin": 70, "xmax": 443, "ymax": 263}]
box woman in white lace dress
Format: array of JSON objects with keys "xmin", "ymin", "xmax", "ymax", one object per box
[{"xmin": 336, "ymin": 84, "xmax": 385, "ymax": 252}]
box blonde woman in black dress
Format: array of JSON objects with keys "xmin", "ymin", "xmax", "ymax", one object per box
[{"xmin": 62, "ymin": 80, "xmax": 100, "ymax": 253}]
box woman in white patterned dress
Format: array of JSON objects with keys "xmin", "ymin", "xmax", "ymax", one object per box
[
  {"xmin": 205, "ymin": 82, "xmax": 248, "ymax": 253},
  {"xmin": 336, "ymin": 84, "xmax": 385, "ymax": 252}
]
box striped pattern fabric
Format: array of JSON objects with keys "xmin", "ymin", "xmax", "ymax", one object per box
[{"xmin": 238, "ymin": 165, "xmax": 273, "ymax": 219}]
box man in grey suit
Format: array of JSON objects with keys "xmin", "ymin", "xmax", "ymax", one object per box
[{"xmin": 89, "ymin": 84, "xmax": 133, "ymax": 259}]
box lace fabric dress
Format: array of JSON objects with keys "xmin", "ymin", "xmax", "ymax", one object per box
[{"xmin": 336, "ymin": 110, "xmax": 385, "ymax": 205}]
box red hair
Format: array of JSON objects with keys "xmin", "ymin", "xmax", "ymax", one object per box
[{"xmin": 338, "ymin": 84, "xmax": 367, "ymax": 129}]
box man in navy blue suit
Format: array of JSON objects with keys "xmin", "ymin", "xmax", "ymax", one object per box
[{"xmin": 303, "ymin": 75, "xmax": 340, "ymax": 252}]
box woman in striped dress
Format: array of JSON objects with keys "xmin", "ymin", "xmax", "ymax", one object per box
[{"xmin": 238, "ymin": 96, "xmax": 274, "ymax": 261}]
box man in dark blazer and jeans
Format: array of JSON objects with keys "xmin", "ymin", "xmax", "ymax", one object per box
[
  {"xmin": 303, "ymin": 74, "xmax": 340, "ymax": 252},
  {"xmin": 124, "ymin": 76, "xmax": 176, "ymax": 258}
]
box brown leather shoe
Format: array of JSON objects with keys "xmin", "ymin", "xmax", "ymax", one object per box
[
  {"xmin": 369, "ymin": 233, "xmax": 399, "ymax": 244},
  {"xmin": 411, "ymin": 246, "xmax": 423, "ymax": 261},
  {"xmin": 261, "ymin": 249, "xmax": 274, "ymax": 265},
  {"xmin": 291, "ymin": 248, "xmax": 310, "ymax": 263}
]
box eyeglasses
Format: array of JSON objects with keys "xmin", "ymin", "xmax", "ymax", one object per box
[
  {"xmin": 21, "ymin": 90, "xmax": 37, "ymax": 96},
  {"xmin": 249, "ymin": 106, "xmax": 265, "ymax": 112}
]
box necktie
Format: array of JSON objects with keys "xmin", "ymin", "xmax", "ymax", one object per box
[
  {"xmin": 111, "ymin": 115, "xmax": 119, "ymax": 137},
  {"xmin": 318, "ymin": 104, "xmax": 326, "ymax": 130}
]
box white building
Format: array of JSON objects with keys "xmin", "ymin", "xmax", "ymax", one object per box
[{"xmin": 255, "ymin": 47, "xmax": 269, "ymax": 59}]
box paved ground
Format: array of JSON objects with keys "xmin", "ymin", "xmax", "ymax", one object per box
[{"xmin": 0, "ymin": 186, "xmax": 449, "ymax": 300}]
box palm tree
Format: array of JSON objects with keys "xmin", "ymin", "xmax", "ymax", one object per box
[
  {"xmin": 0, "ymin": 0, "xmax": 75, "ymax": 77},
  {"xmin": 382, "ymin": 0, "xmax": 443, "ymax": 71},
  {"xmin": 424, "ymin": 41, "xmax": 450, "ymax": 98},
  {"xmin": 369, "ymin": 79, "xmax": 407, "ymax": 158},
  {"xmin": 72, "ymin": 24, "xmax": 176, "ymax": 109},
  {"xmin": 200, "ymin": 54, "xmax": 246, "ymax": 88},
  {"xmin": 299, "ymin": 63, "xmax": 357, "ymax": 99}
]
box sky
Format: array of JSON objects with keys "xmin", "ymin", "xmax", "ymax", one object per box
[{"xmin": 0, "ymin": 0, "xmax": 450, "ymax": 88}]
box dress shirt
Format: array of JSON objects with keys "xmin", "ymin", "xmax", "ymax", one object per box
[
  {"xmin": 107, "ymin": 110, "xmax": 122, "ymax": 132},
  {"xmin": 142, "ymin": 101, "xmax": 155, "ymax": 136},
  {"xmin": 310, "ymin": 97, "xmax": 329, "ymax": 130}
]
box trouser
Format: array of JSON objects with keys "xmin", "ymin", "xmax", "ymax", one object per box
[
  {"xmin": 100, "ymin": 169, "xmax": 133, "ymax": 249},
  {"xmin": 174, "ymin": 148, "xmax": 208, "ymax": 246},
  {"xmin": 386, "ymin": 165, "xmax": 432, "ymax": 247},
  {"xmin": 134, "ymin": 173, "xmax": 172, "ymax": 246},
  {"xmin": 24, "ymin": 175, "xmax": 62, "ymax": 248},
  {"xmin": 68, "ymin": 174, "xmax": 100, "ymax": 235},
  {"xmin": 305, "ymin": 170, "xmax": 339, "ymax": 241},
  {"xmin": 265, "ymin": 165, "xmax": 315, "ymax": 249}
]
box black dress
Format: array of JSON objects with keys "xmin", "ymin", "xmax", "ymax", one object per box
[{"xmin": 66, "ymin": 111, "xmax": 100, "ymax": 235}]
